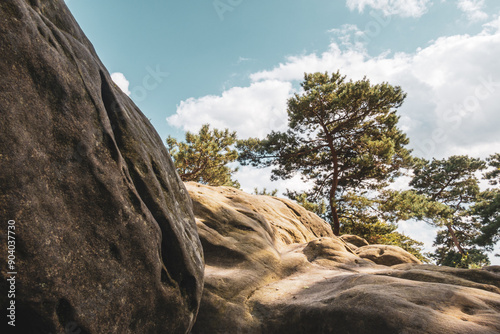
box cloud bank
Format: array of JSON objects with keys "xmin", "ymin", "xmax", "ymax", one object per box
[
  {"xmin": 168, "ymin": 80, "xmax": 292, "ymax": 139},
  {"xmin": 169, "ymin": 15, "xmax": 500, "ymax": 160}
]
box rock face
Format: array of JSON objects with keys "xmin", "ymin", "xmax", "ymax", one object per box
[
  {"xmin": 187, "ymin": 183, "xmax": 500, "ymax": 334},
  {"xmin": 0, "ymin": 1, "xmax": 203, "ymax": 333}
]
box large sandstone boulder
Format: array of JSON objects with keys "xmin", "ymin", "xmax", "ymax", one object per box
[
  {"xmin": 187, "ymin": 183, "xmax": 500, "ymax": 334},
  {"xmin": 0, "ymin": 1, "xmax": 203, "ymax": 333}
]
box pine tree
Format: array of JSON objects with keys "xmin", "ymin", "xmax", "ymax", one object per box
[
  {"xmin": 410, "ymin": 155, "xmax": 488, "ymax": 267},
  {"xmin": 238, "ymin": 71, "xmax": 412, "ymax": 235},
  {"xmin": 337, "ymin": 190, "xmax": 428, "ymax": 261},
  {"xmin": 166, "ymin": 124, "xmax": 240, "ymax": 187},
  {"xmin": 473, "ymin": 153, "xmax": 500, "ymax": 248}
]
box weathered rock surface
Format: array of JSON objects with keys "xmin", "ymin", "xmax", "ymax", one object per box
[
  {"xmin": 0, "ymin": 1, "xmax": 203, "ymax": 333},
  {"xmin": 356, "ymin": 244, "xmax": 422, "ymax": 266},
  {"xmin": 187, "ymin": 183, "xmax": 500, "ymax": 334},
  {"xmin": 339, "ymin": 234, "xmax": 369, "ymax": 250}
]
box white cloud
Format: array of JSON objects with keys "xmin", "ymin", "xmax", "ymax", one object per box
[
  {"xmin": 345, "ymin": 0, "xmax": 432, "ymax": 18},
  {"xmin": 167, "ymin": 80, "xmax": 293, "ymax": 139},
  {"xmin": 170, "ymin": 15, "xmax": 500, "ymax": 161},
  {"xmin": 111, "ymin": 72, "xmax": 131, "ymax": 96},
  {"xmin": 236, "ymin": 166, "xmax": 311, "ymax": 196},
  {"xmin": 397, "ymin": 220, "xmax": 439, "ymax": 252},
  {"xmin": 483, "ymin": 14, "xmax": 500, "ymax": 32},
  {"xmin": 457, "ymin": 0, "xmax": 488, "ymax": 22},
  {"xmin": 249, "ymin": 18, "xmax": 500, "ymax": 159}
]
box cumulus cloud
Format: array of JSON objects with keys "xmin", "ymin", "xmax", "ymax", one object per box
[
  {"xmin": 167, "ymin": 80, "xmax": 293, "ymax": 139},
  {"xmin": 457, "ymin": 0, "xmax": 488, "ymax": 22},
  {"xmin": 169, "ymin": 14, "xmax": 500, "ymax": 164},
  {"xmin": 170, "ymin": 16, "xmax": 500, "ymax": 160},
  {"xmin": 111, "ymin": 72, "xmax": 131, "ymax": 96},
  {"xmin": 249, "ymin": 19, "xmax": 500, "ymax": 159},
  {"xmin": 345, "ymin": 0, "xmax": 432, "ymax": 18}
]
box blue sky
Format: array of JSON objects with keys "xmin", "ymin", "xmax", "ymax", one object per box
[{"xmin": 66, "ymin": 0, "xmax": 500, "ymax": 263}]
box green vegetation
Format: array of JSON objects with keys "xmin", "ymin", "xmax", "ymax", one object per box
[
  {"xmin": 168, "ymin": 72, "xmax": 500, "ymax": 268},
  {"xmin": 166, "ymin": 124, "xmax": 240, "ymax": 187},
  {"xmin": 338, "ymin": 191, "xmax": 428, "ymax": 262},
  {"xmin": 253, "ymin": 188, "xmax": 279, "ymax": 196},
  {"xmin": 473, "ymin": 154, "xmax": 500, "ymax": 251},
  {"xmin": 238, "ymin": 72, "xmax": 412, "ymax": 236},
  {"xmin": 294, "ymin": 193, "xmax": 327, "ymax": 218},
  {"xmin": 407, "ymin": 156, "xmax": 488, "ymax": 267}
]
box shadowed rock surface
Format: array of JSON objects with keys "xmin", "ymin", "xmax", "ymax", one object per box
[
  {"xmin": 187, "ymin": 183, "xmax": 500, "ymax": 334},
  {"xmin": 0, "ymin": 1, "xmax": 203, "ymax": 333},
  {"xmin": 339, "ymin": 234, "xmax": 369, "ymax": 250}
]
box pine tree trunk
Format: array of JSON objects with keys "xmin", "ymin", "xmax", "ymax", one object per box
[
  {"xmin": 330, "ymin": 184, "xmax": 340, "ymax": 236},
  {"xmin": 446, "ymin": 224, "xmax": 465, "ymax": 255},
  {"xmin": 332, "ymin": 205, "xmax": 340, "ymax": 236}
]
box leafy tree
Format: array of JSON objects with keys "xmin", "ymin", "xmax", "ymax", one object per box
[
  {"xmin": 238, "ymin": 71, "xmax": 412, "ymax": 235},
  {"xmin": 409, "ymin": 155, "xmax": 488, "ymax": 266},
  {"xmin": 379, "ymin": 232, "xmax": 428, "ymax": 263},
  {"xmin": 473, "ymin": 153, "xmax": 500, "ymax": 248},
  {"xmin": 379, "ymin": 188, "xmax": 451, "ymax": 222},
  {"xmin": 166, "ymin": 124, "xmax": 240, "ymax": 187}
]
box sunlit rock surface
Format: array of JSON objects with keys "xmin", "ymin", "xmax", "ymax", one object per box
[{"xmin": 188, "ymin": 183, "xmax": 500, "ymax": 334}]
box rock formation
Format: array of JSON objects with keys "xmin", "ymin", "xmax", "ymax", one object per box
[
  {"xmin": 0, "ymin": 1, "xmax": 203, "ymax": 333},
  {"xmin": 187, "ymin": 183, "xmax": 500, "ymax": 334},
  {"xmin": 2, "ymin": 1, "xmax": 500, "ymax": 333}
]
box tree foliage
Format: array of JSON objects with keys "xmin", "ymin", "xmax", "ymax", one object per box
[
  {"xmin": 253, "ymin": 188, "xmax": 279, "ymax": 196},
  {"xmin": 378, "ymin": 232, "xmax": 428, "ymax": 263},
  {"xmin": 238, "ymin": 71, "xmax": 412, "ymax": 235},
  {"xmin": 473, "ymin": 190, "xmax": 500, "ymax": 247},
  {"xmin": 409, "ymin": 155, "xmax": 488, "ymax": 267},
  {"xmin": 166, "ymin": 124, "xmax": 240, "ymax": 187},
  {"xmin": 338, "ymin": 191, "xmax": 429, "ymax": 262},
  {"xmin": 485, "ymin": 153, "xmax": 500, "ymax": 185},
  {"xmin": 473, "ymin": 153, "xmax": 500, "ymax": 248},
  {"xmin": 294, "ymin": 193, "xmax": 327, "ymax": 218}
]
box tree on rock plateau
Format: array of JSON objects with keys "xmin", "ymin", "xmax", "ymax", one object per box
[{"xmin": 238, "ymin": 72, "xmax": 412, "ymax": 235}]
